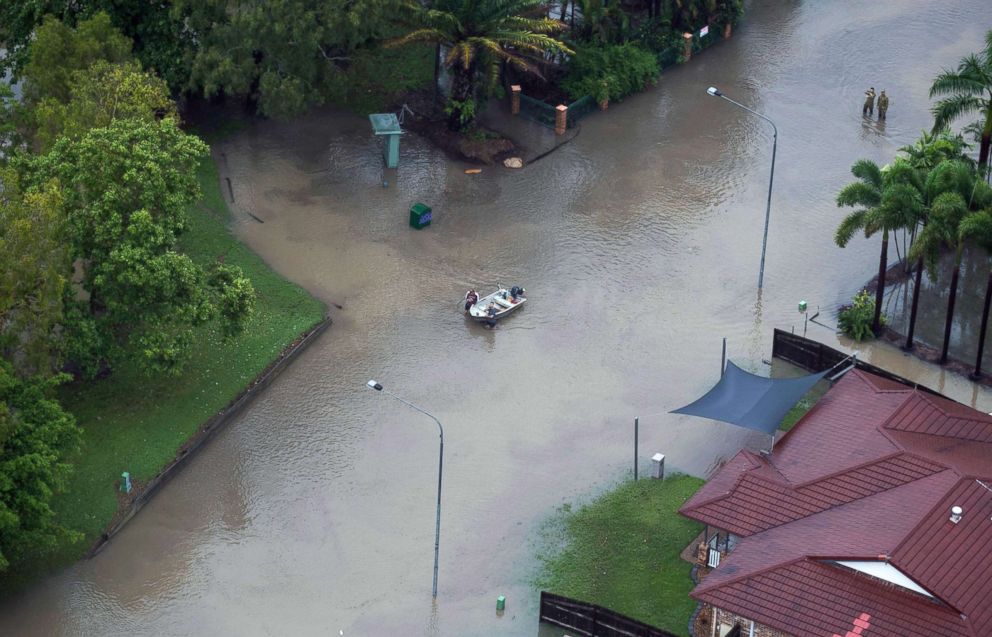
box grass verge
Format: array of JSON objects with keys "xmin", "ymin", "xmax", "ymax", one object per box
[
  {"xmin": 536, "ymin": 475, "xmax": 705, "ymax": 637},
  {"xmin": 778, "ymin": 381, "xmax": 829, "ymax": 433},
  {"xmin": 1, "ymin": 154, "xmax": 324, "ymax": 595}
]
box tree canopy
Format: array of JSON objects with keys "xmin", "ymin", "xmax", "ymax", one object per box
[
  {"xmin": 930, "ymin": 29, "xmax": 992, "ymax": 166},
  {"xmin": 393, "ymin": 0, "xmax": 571, "ymax": 129},
  {"xmin": 23, "ymin": 118, "xmax": 255, "ymax": 375},
  {"xmin": 32, "ymin": 60, "xmax": 176, "ymax": 152},
  {"xmin": 20, "ymin": 12, "xmax": 133, "ymax": 106},
  {"xmin": 0, "ymin": 168, "xmax": 67, "ymax": 376},
  {"xmin": 177, "ymin": 0, "xmax": 400, "ymax": 118},
  {"xmin": 0, "ymin": 360, "xmax": 81, "ymax": 572}
]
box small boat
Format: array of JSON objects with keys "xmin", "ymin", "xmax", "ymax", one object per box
[{"xmin": 464, "ymin": 285, "xmax": 527, "ymax": 323}]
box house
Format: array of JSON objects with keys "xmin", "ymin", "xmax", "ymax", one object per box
[{"xmin": 679, "ymin": 368, "xmax": 992, "ymax": 637}]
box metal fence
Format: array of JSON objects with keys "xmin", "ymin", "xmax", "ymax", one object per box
[
  {"xmin": 519, "ymin": 93, "xmax": 597, "ymax": 130},
  {"xmin": 657, "ymin": 46, "xmax": 681, "ymax": 70},
  {"xmin": 693, "ymin": 27, "xmax": 721, "ymax": 52},
  {"xmin": 539, "ymin": 592, "xmax": 679, "ymax": 637},
  {"xmin": 567, "ymin": 94, "xmax": 597, "ymax": 128},
  {"xmin": 518, "ymin": 92, "xmax": 557, "ymax": 128},
  {"xmin": 771, "ymin": 329, "xmax": 943, "ymax": 397}
]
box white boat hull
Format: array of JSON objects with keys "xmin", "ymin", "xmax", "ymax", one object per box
[{"xmin": 465, "ymin": 288, "xmax": 526, "ymax": 322}]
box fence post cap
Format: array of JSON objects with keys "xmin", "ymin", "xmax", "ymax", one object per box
[
  {"xmin": 683, "ymin": 32, "xmax": 694, "ymax": 39},
  {"xmin": 510, "ymin": 84, "xmax": 521, "ymax": 92},
  {"xmin": 556, "ymin": 104, "xmax": 568, "ymax": 112}
]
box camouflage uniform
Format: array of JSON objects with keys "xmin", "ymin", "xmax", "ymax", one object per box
[
  {"xmin": 877, "ymin": 91, "xmax": 889, "ymax": 120},
  {"xmin": 863, "ymin": 88, "xmax": 876, "ymax": 116}
]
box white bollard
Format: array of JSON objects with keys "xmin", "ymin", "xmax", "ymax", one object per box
[{"xmin": 651, "ymin": 453, "xmax": 665, "ymax": 479}]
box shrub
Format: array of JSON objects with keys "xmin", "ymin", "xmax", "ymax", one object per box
[
  {"xmin": 838, "ymin": 289, "xmax": 883, "ymax": 341},
  {"xmin": 561, "ymin": 43, "xmax": 660, "ymax": 102},
  {"xmin": 632, "ymin": 22, "xmax": 685, "ymax": 55}
]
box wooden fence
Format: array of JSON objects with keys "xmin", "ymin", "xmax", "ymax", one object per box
[
  {"xmin": 539, "ymin": 592, "xmax": 678, "ymax": 637},
  {"xmin": 771, "ymin": 329, "xmax": 943, "ymax": 397}
]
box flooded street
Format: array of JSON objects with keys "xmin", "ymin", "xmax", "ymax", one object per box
[{"xmin": 3, "ymin": 1, "xmax": 992, "ymax": 635}]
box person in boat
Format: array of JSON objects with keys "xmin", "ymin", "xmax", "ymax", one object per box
[
  {"xmin": 485, "ymin": 303, "xmax": 498, "ymax": 328},
  {"xmin": 509, "ymin": 285, "xmax": 524, "ymax": 301},
  {"xmin": 464, "ymin": 289, "xmax": 479, "ymax": 311}
]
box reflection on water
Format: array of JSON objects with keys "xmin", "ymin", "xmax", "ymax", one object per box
[{"xmin": 2, "ymin": 1, "xmax": 992, "ymax": 635}]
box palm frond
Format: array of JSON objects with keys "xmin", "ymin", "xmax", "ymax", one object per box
[
  {"xmin": 959, "ymin": 208, "xmax": 992, "ymax": 250},
  {"xmin": 837, "ymin": 181, "xmax": 881, "ymax": 208},
  {"xmin": 835, "ymin": 210, "xmax": 868, "ymax": 247},
  {"xmin": 929, "ymin": 58, "xmax": 986, "ymax": 98},
  {"xmin": 388, "ymin": 28, "xmax": 449, "ymax": 48},
  {"xmin": 849, "ymin": 159, "xmax": 883, "ymax": 189},
  {"xmin": 931, "ymin": 94, "xmax": 986, "ymax": 132}
]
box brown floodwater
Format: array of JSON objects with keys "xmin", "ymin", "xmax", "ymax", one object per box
[{"xmin": 3, "ymin": 1, "xmax": 992, "ymax": 635}]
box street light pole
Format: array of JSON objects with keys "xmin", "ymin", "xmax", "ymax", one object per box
[
  {"xmin": 366, "ymin": 380, "xmax": 444, "ymax": 599},
  {"xmin": 707, "ymin": 86, "xmax": 778, "ymax": 290}
]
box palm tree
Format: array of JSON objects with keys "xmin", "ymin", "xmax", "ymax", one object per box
[
  {"xmin": 900, "ymin": 128, "xmax": 973, "ymax": 173},
  {"xmin": 575, "ymin": 0, "xmax": 628, "ymax": 44},
  {"xmin": 929, "ymin": 29, "xmax": 992, "ymax": 167},
  {"xmin": 393, "ymin": 0, "xmax": 572, "ymax": 130},
  {"xmin": 835, "ymin": 159, "xmax": 920, "ymax": 334},
  {"xmin": 959, "ymin": 208, "xmax": 992, "ymax": 377},
  {"xmin": 909, "ymin": 161, "xmax": 992, "ymax": 364}
]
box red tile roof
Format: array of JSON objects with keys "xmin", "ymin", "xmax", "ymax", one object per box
[{"xmin": 681, "ymin": 369, "xmax": 992, "ymax": 637}]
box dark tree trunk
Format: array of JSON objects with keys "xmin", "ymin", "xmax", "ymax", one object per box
[
  {"xmin": 904, "ymin": 256, "xmax": 924, "ymax": 350},
  {"xmin": 433, "ymin": 44, "xmax": 441, "ymax": 112},
  {"xmin": 940, "ymin": 260, "xmax": 961, "ymax": 364},
  {"xmin": 447, "ymin": 63, "xmax": 475, "ymax": 131},
  {"xmin": 980, "ymin": 131, "xmax": 990, "ymax": 168},
  {"xmin": 973, "ymin": 269, "xmax": 992, "ymax": 378},
  {"xmin": 873, "ymin": 231, "xmax": 888, "ymax": 333},
  {"xmin": 560, "ymin": 0, "xmax": 568, "ymax": 20}
]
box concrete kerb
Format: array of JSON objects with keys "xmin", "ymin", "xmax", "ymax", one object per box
[{"xmin": 87, "ymin": 315, "xmax": 333, "ymax": 557}]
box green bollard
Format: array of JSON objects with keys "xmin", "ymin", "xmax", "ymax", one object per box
[{"xmin": 496, "ymin": 595, "xmax": 506, "ymax": 612}]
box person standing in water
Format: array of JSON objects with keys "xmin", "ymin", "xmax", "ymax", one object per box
[
  {"xmin": 877, "ymin": 90, "xmax": 889, "ymax": 120},
  {"xmin": 863, "ymin": 87, "xmax": 876, "ymax": 116}
]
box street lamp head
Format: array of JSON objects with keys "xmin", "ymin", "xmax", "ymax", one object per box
[
  {"xmin": 367, "ymin": 380, "xmax": 383, "ymax": 391},
  {"xmin": 707, "ymin": 86, "xmax": 722, "ymax": 97}
]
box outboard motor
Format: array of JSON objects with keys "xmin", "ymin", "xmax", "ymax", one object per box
[{"xmin": 510, "ymin": 286, "xmax": 525, "ymax": 298}]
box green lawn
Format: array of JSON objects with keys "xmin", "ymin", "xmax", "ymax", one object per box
[
  {"xmin": 778, "ymin": 382, "xmax": 829, "ymax": 433},
  {"xmin": 1, "ymin": 154, "xmax": 324, "ymax": 595},
  {"xmin": 536, "ymin": 475, "xmax": 705, "ymax": 637}
]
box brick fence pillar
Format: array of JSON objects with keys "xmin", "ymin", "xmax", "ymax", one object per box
[
  {"xmin": 555, "ymin": 104, "xmax": 567, "ymax": 135},
  {"xmin": 683, "ymin": 32, "xmax": 693, "ymax": 62},
  {"xmin": 510, "ymin": 85, "xmax": 521, "ymax": 115},
  {"xmin": 724, "ymin": 22, "xmax": 733, "ymax": 39}
]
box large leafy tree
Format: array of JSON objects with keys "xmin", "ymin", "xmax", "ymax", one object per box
[
  {"xmin": 32, "ymin": 60, "xmax": 176, "ymax": 152},
  {"xmin": 0, "ymin": 3, "xmax": 190, "ymax": 94},
  {"xmin": 393, "ymin": 0, "xmax": 572, "ymax": 130},
  {"xmin": 929, "ymin": 29, "xmax": 992, "ymax": 167},
  {"xmin": 178, "ymin": 0, "xmax": 398, "ymax": 118},
  {"xmin": 0, "ymin": 168, "xmax": 68, "ymax": 376},
  {"xmin": 0, "ymin": 359, "xmax": 82, "ymax": 572},
  {"xmin": 20, "ymin": 12, "xmax": 133, "ymax": 106},
  {"xmin": 23, "ymin": 118, "xmax": 255, "ymax": 376},
  {"xmin": 834, "ymin": 159, "xmax": 921, "ymax": 334}
]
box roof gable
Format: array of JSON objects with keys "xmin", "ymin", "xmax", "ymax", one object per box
[
  {"xmin": 684, "ymin": 368, "xmax": 992, "ymax": 635},
  {"xmin": 893, "ymin": 479, "xmax": 992, "ymax": 630},
  {"xmin": 884, "ymin": 393, "xmax": 992, "ymax": 443},
  {"xmin": 695, "ymin": 559, "xmax": 972, "ymax": 637}
]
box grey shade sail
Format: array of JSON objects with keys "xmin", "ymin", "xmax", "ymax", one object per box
[{"xmin": 670, "ymin": 361, "xmax": 830, "ymax": 436}]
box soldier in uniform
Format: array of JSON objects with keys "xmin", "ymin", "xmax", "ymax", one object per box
[
  {"xmin": 877, "ymin": 90, "xmax": 889, "ymax": 120},
  {"xmin": 863, "ymin": 87, "xmax": 876, "ymax": 116}
]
